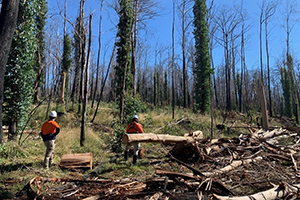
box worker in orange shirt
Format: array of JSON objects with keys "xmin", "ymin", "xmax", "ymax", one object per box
[
  {"xmin": 40, "ymin": 111, "xmax": 60, "ymax": 169},
  {"xmin": 124, "ymin": 115, "xmax": 143, "ymax": 164}
]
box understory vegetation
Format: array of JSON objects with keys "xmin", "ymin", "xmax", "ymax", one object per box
[{"xmin": 0, "ymin": 102, "xmax": 292, "ymax": 198}]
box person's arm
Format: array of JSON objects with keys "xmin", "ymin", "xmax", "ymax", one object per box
[
  {"xmin": 126, "ymin": 124, "xmax": 130, "ymax": 133},
  {"xmin": 53, "ymin": 127, "xmax": 60, "ymax": 136},
  {"xmin": 136, "ymin": 123, "xmax": 143, "ymax": 133}
]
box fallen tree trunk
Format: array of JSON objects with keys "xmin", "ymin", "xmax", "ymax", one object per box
[
  {"xmin": 213, "ymin": 182, "xmax": 300, "ymax": 200},
  {"xmin": 122, "ymin": 133, "xmax": 197, "ymax": 144}
]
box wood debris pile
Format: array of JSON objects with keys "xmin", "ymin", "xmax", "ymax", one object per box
[{"xmin": 18, "ymin": 128, "xmax": 300, "ymax": 199}]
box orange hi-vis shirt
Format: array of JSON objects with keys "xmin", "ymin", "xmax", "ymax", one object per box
[
  {"xmin": 126, "ymin": 122, "xmax": 143, "ymax": 133},
  {"xmin": 41, "ymin": 120, "xmax": 60, "ymax": 135}
]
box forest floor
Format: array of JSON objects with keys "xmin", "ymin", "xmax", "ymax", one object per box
[{"xmin": 1, "ymin": 103, "xmax": 300, "ymax": 199}]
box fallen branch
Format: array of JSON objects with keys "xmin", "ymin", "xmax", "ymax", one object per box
[
  {"xmin": 149, "ymin": 192, "xmax": 163, "ymax": 200},
  {"xmin": 213, "ymin": 182, "xmax": 300, "ymax": 200},
  {"xmin": 203, "ymin": 157, "xmax": 263, "ymax": 177},
  {"xmin": 153, "ymin": 117, "xmax": 188, "ymax": 133},
  {"xmin": 170, "ymin": 156, "xmax": 206, "ymax": 177},
  {"xmin": 256, "ymin": 128, "xmax": 285, "ymax": 139},
  {"xmin": 156, "ymin": 169, "xmax": 235, "ymax": 196}
]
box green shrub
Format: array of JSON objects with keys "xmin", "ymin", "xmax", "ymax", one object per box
[
  {"xmin": 110, "ymin": 119, "xmax": 125, "ymax": 153},
  {"xmin": 0, "ymin": 143, "xmax": 27, "ymax": 161},
  {"xmin": 143, "ymin": 114, "xmax": 153, "ymax": 128},
  {"xmin": 160, "ymin": 121, "xmax": 180, "ymax": 135},
  {"xmin": 123, "ymin": 95, "xmax": 147, "ymax": 124}
]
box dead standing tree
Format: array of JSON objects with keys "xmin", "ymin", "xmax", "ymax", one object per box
[
  {"xmin": 259, "ymin": 0, "xmax": 277, "ymax": 117},
  {"xmin": 81, "ymin": 14, "xmax": 92, "ymax": 147},
  {"xmin": 131, "ymin": 0, "xmax": 160, "ymax": 97},
  {"xmin": 178, "ymin": 0, "xmax": 193, "ymax": 109},
  {"xmin": 91, "ymin": 0, "xmax": 104, "ymax": 109},
  {"xmin": 91, "ymin": 41, "xmax": 117, "ymax": 123},
  {"xmin": 207, "ymin": 0, "xmax": 219, "ymax": 109},
  {"xmin": 213, "ymin": 5, "xmax": 241, "ymax": 111},
  {"xmin": 236, "ymin": 0, "xmax": 251, "ymax": 113}
]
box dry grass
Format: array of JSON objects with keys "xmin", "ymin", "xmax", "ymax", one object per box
[{"xmin": 1, "ymin": 102, "xmax": 273, "ymax": 198}]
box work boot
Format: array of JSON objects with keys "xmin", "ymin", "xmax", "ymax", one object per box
[
  {"xmin": 49, "ymin": 157, "xmax": 54, "ymax": 167},
  {"xmin": 133, "ymin": 155, "xmax": 137, "ymax": 165},
  {"xmin": 44, "ymin": 158, "xmax": 49, "ymax": 169},
  {"xmin": 124, "ymin": 151, "xmax": 128, "ymax": 161}
]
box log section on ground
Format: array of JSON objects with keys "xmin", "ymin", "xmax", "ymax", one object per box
[
  {"xmin": 60, "ymin": 153, "xmax": 93, "ymax": 169},
  {"xmin": 122, "ymin": 133, "xmax": 198, "ymax": 144}
]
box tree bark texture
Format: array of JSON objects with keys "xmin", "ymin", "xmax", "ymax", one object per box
[
  {"xmin": 91, "ymin": 0, "xmax": 104, "ymax": 108},
  {"xmin": 0, "ymin": 0, "xmax": 20, "ymax": 143},
  {"xmin": 259, "ymin": 83, "xmax": 269, "ymax": 130},
  {"xmin": 122, "ymin": 133, "xmax": 198, "ymax": 144},
  {"xmin": 81, "ymin": 14, "xmax": 92, "ymax": 147}
]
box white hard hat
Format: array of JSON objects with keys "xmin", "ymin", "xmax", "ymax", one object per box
[
  {"xmin": 49, "ymin": 111, "xmax": 57, "ymax": 118},
  {"xmin": 133, "ymin": 115, "xmax": 138, "ymax": 119}
]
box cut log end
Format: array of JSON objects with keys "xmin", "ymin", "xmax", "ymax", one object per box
[{"xmin": 60, "ymin": 153, "xmax": 93, "ymax": 170}]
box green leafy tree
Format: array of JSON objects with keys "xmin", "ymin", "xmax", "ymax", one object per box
[
  {"xmin": 280, "ymin": 67, "xmax": 293, "ymax": 118},
  {"xmin": 115, "ymin": 0, "xmax": 133, "ymax": 123},
  {"xmin": 70, "ymin": 17, "xmax": 82, "ymax": 105},
  {"xmin": 123, "ymin": 95, "xmax": 147, "ymax": 124},
  {"xmin": 164, "ymin": 71, "xmax": 169, "ymax": 105},
  {"xmin": 286, "ymin": 53, "xmax": 299, "ymax": 122},
  {"xmin": 193, "ymin": 0, "xmax": 212, "ymax": 113},
  {"xmin": 154, "ymin": 69, "xmax": 159, "ymax": 106},
  {"xmin": 61, "ymin": 34, "xmax": 72, "ymax": 104},
  {"xmin": 33, "ymin": 0, "xmax": 47, "ymax": 102},
  {"xmin": 4, "ymin": 0, "xmax": 37, "ymax": 140}
]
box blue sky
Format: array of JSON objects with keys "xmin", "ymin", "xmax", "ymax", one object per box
[{"xmin": 47, "ymin": 0, "xmax": 300, "ymax": 74}]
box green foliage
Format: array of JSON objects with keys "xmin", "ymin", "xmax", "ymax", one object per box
[
  {"xmin": 62, "ymin": 34, "xmax": 72, "ymax": 73},
  {"xmin": 0, "ymin": 143, "xmax": 27, "ymax": 161},
  {"xmin": 278, "ymin": 136, "xmax": 294, "ymax": 147},
  {"xmin": 4, "ymin": 0, "xmax": 38, "ymax": 131},
  {"xmin": 193, "ymin": 0, "xmax": 212, "ymax": 113},
  {"xmin": 280, "ymin": 67, "xmax": 293, "ymax": 118},
  {"xmin": 245, "ymin": 105, "xmax": 257, "ymax": 124},
  {"xmin": 160, "ymin": 121, "xmax": 180, "ymax": 135},
  {"xmin": 154, "ymin": 70, "xmax": 160, "ymax": 105},
  {"xmin": 61, "ymin": 35, "xmax": 72, "ymax": 103},
  {"xmin": 143, "ymin": 114, "xmax": 153, "ymax": 128},
  {"xmin": 110, "ymin": 119, "xmax": 126, "ymax": 153},
  {"xmin": 184, "ymin": 122, "xmax": 207, "ymax": 133},
  {"xmin": 124, "ymin": 95, "xmax": 147, "ymax": 124},
  {"xmin": 108, "ymin": 101, "xmax": 119, "ymax": 110},
  {"xmin": 115, "ymin": 0, "xmax": 133, "ymax": 100},
  {"xmin": 164, "ymin": 71, "xmax": 169, "ymax": 104},
  {"xmin": 35, "ymin": 0, "xmax": 47, "ymax": 66},
  {"xmin": 0, "ymin": 187, "xmax": 13, "ymax": 199}
]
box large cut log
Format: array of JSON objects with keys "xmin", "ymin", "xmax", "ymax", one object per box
[
  {"xmin": 122, "ymin": 133, "xmax": 197, "ymax": 144},
  {"xmin": 213, "ymin": 182, "xmax": 300, "ymax": 200},
  {"xmin": 60, "ymin": 153, "xmax": 93, "ymax": 169}
]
